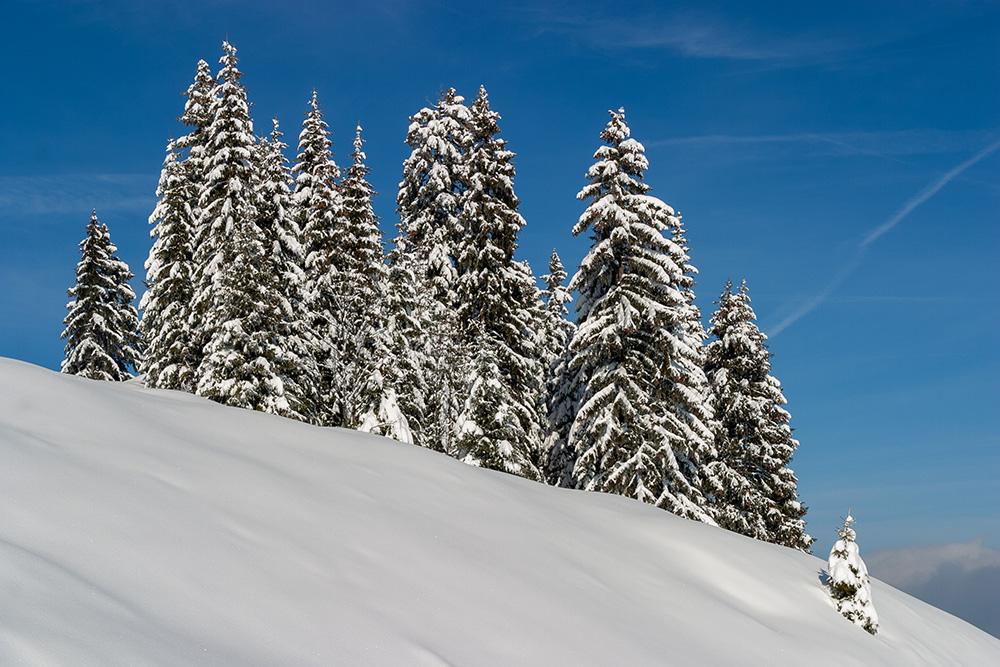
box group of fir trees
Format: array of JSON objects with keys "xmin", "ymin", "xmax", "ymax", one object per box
[
  {"xmin": 64, "ymin": 41, "xmax": 812, "ymax": 553},
  {"xmin": 390, "ymin": 86, "xmax": 547, "ymax": 480},
  {"xmin": 544, "ymin": 108, "xmax": 811, "ymax": 550},
  {"xmin": 139, "ymin": 43, "xmax": 385, "ymax": 427}
]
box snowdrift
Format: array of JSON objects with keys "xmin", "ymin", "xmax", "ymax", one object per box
[{"xmin": 1, "ymin": 358, "xmax": 997, "ymax": 666}]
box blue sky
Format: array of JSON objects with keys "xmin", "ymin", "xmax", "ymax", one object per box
[{"xmin": 1, "ymin": 0, "xmax": 997, "ymax": 563}]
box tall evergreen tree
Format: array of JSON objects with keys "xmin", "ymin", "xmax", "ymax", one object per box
[
  {"xmin": 257, "ymin": 117, "xmax": 307, "ymax": 290},
  {"xmin": 175, "ymin": 57, "xmax": 216, "ymax": 292},
  {"xmin": 293, "ymin": 90, "xmax": 345, "ymax": 425},
  {"xmin": 329, "ymin": 124, "xmax": 393, "ymax": 428},
  {"xmin": 380, "ymin": 250, "xmax": 429, "ymax": 442},
  {"xmin": 539, "ymin": 250, "xmax": 575, "ymax": 368},
  {"xmin": 391, "ymin": 87, "xmax": 472, "ymax": 450},
  {"xmin": 187, "ymin": 42, "xmax": 302, "ymax": 418},
  {"xmin": 540, "ymin": 250, "xmax": 579, "ymax": 486},
  {"xmin": 395, "ymin": 87, "xmax": 470, "ymax": 302},
  {"xmin": 566, "ymin": 108, "xmax": 715, "ymax": 522},
  {"xmin": 190, "ymin": 41, "xmax": 258, "ymax": 343},
  {"xmin": 340, "ymin": 124, "xmax": 385, "ymax": 288},
  {"xmin": 705, "ymin": 279, "xmax": 812, "ymax": 551},
  {"xmin": 254, "ymin": 117, "xmax": 320, "ymax": 420},
  {"xmin": 657, "ymin": 201, "xmax": 719, "ymax": 517},
  {"xmin": 140, "ymin": 140, "xmax": 198, "ymax": 391},
  {"xmin": 453, "ymin": 86, "xmax": 542, "ymax": 479},
  {"xmin": 827, "ymin": 512, "xmax": 878, "ymax": 634},
  {"xmin": 140, "ymin": 59, "xmax": 215, "ymax": 391},
  {"xmin": 62, "ymin": 210, "xmax": 140, "ymax": 381}
]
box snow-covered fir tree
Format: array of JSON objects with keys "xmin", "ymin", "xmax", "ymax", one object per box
[
  {"xmin": 657, "ymin": 196, "xmax": 720, "ymax": 519},
  {"xmin": 328, "ymin": 124, "xmax": 394, "ymax": 429},
  {"xmin": 188, "ymin": 42, "xmax": 303, "ymax": 417},
  {"xmin": 456, "ymin": 346, "xmax": 525, "ymax": 474},
  {"xmin": 257, "ymin": 118, "xmax": 308, "ymax": 295},
  {"xmin": 190, "ymin": 42, "xmax": 258, "ymax": 345},
  {"xmin": 253, "ymin": 117, "xmax": 319, "ymax": 420},
  {"xmin": 705, "ymin": 279, "xmax": 812, "ymax": 551},
  {"xmin": 538, "ymin": 250, "xmax": 575, "ymax": 373},
  {"xmin": 395, "ymin": 87, "xmax": 470, "ymax": 303},
  {"xmin": 539, "ymin": 249, "xmax": 579, "ymax": 486},
  {"xmin": 566, "ymin": 108, "xmax": 716, "ymax": 522},
  {"xmin": 195, "ymin": 218, "xmax": 303, "ymax": 418},
  {"xmin": 391, "ymin": 87, "xmax": 473, "ymax": 450},
  {"xmin": 453, "ymin": 86, "xmax": 542, "ymax": 479},
  {"xmin": 340, "ymin": 125, "xmax": 385, "ymax": 287},
  {"xmin": 62, "ymin": 210, "xmax": 140, "ymax": 381},
  {"xmin": 380, "ymin": 251, "xmax": 429, "ymax": 443},
  {"xmin": 140, "ymin": 59, "xmax": 215, "ymax": 391},
  {"xmin": 292, "ymin": 90, "xmax": 345, "ymax": 426},
  {"xmin": 174, "ymin": 57, "xmax": 216, "ymax": 282},
  {"xmin": 827, "ymin": 512, "xmax": 878, "ymax": 634},
  {"xmin": 140, "ymin": 140, "xmax": 198, "ymax": 391}
]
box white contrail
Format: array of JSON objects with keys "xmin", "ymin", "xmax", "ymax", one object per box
[
  {"xmin": 862, "ymin": 138, "xmax": 1000, "ymax": 247},
  {"xmin": 770, "ymin": 138, "xmax": 1000, "ymax": 337}
]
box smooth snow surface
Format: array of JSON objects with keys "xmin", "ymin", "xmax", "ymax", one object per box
[{"xmin": 1, "ymin": 358, "xmax": 998, "ymax": 666}]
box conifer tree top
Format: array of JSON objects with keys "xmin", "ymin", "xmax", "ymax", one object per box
[
  {"xmin": 837, "ymin": 512, "xmax": 857, "ymax": 542},
  {"xmin": 62, "ymin": 209, "xmax": 139, "ymax": 382}
]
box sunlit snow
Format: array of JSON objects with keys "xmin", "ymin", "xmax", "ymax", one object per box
[{"xmin": 1, "ymin": 358, "xmax": 997, "ymax": 665}]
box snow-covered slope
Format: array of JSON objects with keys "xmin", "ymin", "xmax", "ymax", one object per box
[{"xmin": 1, "ymin": 358, "xmax": 997, "ymax": 666}]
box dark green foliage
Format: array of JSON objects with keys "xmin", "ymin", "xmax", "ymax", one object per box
[
  {"xmin": 140, "ymin": 140, "xmax": 198, "ymax": 391},
  {"xmin": 62, "ymin": 210, "xmax": 140, "ymax": 381},
  {"xmin": 566, "ymin": 108, "xmax": 716, "ymax": 521},
  {"xmin": 705, "ymin": 279, "xmax": 812, "ymax": 551}
]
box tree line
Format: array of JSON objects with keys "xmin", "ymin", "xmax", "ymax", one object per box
[{"xmin": 61, "ymin": 41, "xmax": 812, "ymax": 552}]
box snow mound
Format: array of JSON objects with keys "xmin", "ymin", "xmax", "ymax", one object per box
[{"xmin": 1, "ymin": 358, "xmax": 997, "ymax": 665}]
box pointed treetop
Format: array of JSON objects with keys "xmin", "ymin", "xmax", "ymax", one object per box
[
  {"xmin": 218, "ymin": 41, "xmax": 240, "ymax": 79},
  {"xmin": 298, "ymin": 90, "xmax": 331, "ymax": 151},
  {"xmin": 352, "ymin": 124, "xmax": 366, "ymax": 164},
  {"xmin": 838, "ymin": 510, "xmax": 857, "ymax": 541},
  {"xmin": 545, "ymin": 249, "xmax": 566, "ymax": 282}
]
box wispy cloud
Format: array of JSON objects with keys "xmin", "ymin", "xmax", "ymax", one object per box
[
  {"xmin": 824, "ymin": 295, "xmax": 976, "ymax": 304},
  {"xmin": 0, "ymin": 173, "xmax": 154, "ymax": 218},
  {"xmin": 649, "ymin": 129, "xmax": 1000, "ymax": 160},
  {"xmin": 769, "ymin": 138, "xmax": 1000, "ymax": 336},
  {"xmin": 520, "ymin": 6, "xmax": 849, "ymax": 62},
  {"xmin": 861, "ymin": 139, "xmax": 1000, "ymax": 247},
  {"xmin": 597, "ymin": 18, "xmax": 813, "ymax": 61},
  {"xmin": 866, "ymin": 539, "xmax": 1000, "ymax": 638}
]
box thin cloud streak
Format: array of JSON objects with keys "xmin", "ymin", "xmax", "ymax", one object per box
[
  {"xmin": 520, "ymin": 6, "xmax": 845, "ymax": 62},
  {"xmin": 826, "ymin": 295, "xmax": 975, "ymax": 304},
  {"xmin": 0, "ymin": 173, "xmax": 154, "ymax": 217},
  {"xmin": 770, "ymin": 251, "xmax": 866, "ymax": 337},
  {"xmin": 770, "ymin": 139, "xmax": 1000, "ymax": 336},
  {"xmin": 649, "ymin": 129, "xmax": 1000, "ymax": 158},
  {"xmin": 862, "ymin": 138, "xmax": 1000, "ymax": 247}
]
